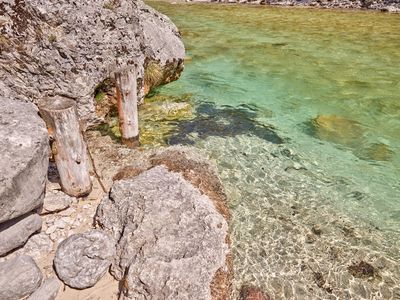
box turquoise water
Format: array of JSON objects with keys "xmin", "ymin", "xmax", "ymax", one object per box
[{"xmin": 146, "ymin": 2, "xmax": 400, "ymax": 298}]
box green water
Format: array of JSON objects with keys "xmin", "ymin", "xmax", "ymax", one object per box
[{"xmin": 147, "ymin": 2, "xmax": 400, "ymax": 298}]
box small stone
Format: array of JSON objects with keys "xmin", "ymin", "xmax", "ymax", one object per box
[
  {"xmin": 311, "ymin": 225, "xmax": 322, "ymax": 235},
  {"xmin": 54, "ymin": 219, "xmax": 67, "ymax": 229},
  {"xmin": 305, "ymin": 234, "xmax": 316, "ymax": 244},
  {"xmin": 0, "ymin": 213, "xmax": 42, "ymax": 256},
  {"xmin": 58, "ymin": 207, "xmax": 75, "ymax": 217},
  {"xmin": 27, "ymin": 277, "xmax": 61, "ymax": 300},
  {"xmin": 22, "ymin": 233, "xmax": 53, "ymax": 259},
  {"xmin": 54, "ymin": 230, "xmax": 115, "ymax": 289},
  {"xmin": 46, "ymin": 182, "xmax": 62, "ymax": 191},
  {"xmin": 43, "ymin": 192, "xmax": 73, "ymax": 213},
  {"xmin": 46, "ymin": 225, "xmax": 57, "ymax": 235},
  {"xmin": 50, "ymin": 232, "xmax": 60, "ymax": 242},
  {"xmin": 0, "ymin": 255, "xmax": 43, "ymax": 300}
]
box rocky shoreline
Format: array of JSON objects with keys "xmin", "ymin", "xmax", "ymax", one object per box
[
  {"xmin": 182, "ymin": 0, "xmax": 400, "ymax": 13},
  {"xmin": 1, "ymin": 0, "xmax": 398, "ymax": 299}
]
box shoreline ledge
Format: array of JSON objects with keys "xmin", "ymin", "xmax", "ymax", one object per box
[{"xmin": 153, "ymin": 0, "xmax": 400, "ymax": 13}]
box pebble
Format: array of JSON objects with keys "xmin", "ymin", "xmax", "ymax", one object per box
[{"xmin": 46, "ymin": 225, "xmax": 57, "ymax": 235}]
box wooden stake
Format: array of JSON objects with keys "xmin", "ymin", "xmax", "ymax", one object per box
[
  {"xmin": 115, "ymin": 66, "xmax": 140, "ymax": 147},
  {"xmin": 39, "ymin": 97, "xmax": 92, "ymax": 197}
]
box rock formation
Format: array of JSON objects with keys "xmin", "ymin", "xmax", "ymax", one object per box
[
  {"xmin": 0, "ymin": 98, "xmax": 48, "ymax": 257},
  {"xmin": 96, "ymin": 165, "xmax": 231, "ymax": 299},
  {"xmin": 0, "ymin": 0, "xmax": 185, "ymax": 125}
]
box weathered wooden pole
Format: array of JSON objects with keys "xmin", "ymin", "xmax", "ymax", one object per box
[
  {"xmin": 39, "ymin": 97, "xmax": 92, "ymax": 197},
  {"xmin": 114, "ymin": 66, "xmax": 140, "ymax": 147}
]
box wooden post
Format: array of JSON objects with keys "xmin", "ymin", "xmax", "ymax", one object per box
[
  {"xmin": 39, "ymin": 97, "xmax": 92, "ymax": 197},
  {"xmin": 115, "ymin": 66, "xmax": 140, "ymax": 147}
]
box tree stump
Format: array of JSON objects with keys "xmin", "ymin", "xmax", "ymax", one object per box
[
  {"xmin": 39, "ymin": 97, "xmax": 92, "ymax": 197},
  {"xmin": 115, "ymin": 66, "xmax": 140, "ymax": 147}
]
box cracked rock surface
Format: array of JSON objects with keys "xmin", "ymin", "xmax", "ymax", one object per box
[
  {"xmin": 0, "ymin": 0, "xmax": 184, "ymax": 125},
  {"xmin": 96, "ymin": 165, "xmax": 229, "ymax": 300},
  {"xmin": 0, "ymin": 97, "xmax": 49, "ymax": 224},
  {"xmin": 54, "ymin": 229, "xmax": 116, "ymax": 289}
]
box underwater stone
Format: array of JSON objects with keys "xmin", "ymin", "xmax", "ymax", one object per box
[
  {"xmin": 0, "ymin": 213, "xmax": 42, "ymax": 256},
  {"xmin": 312, "ymin": 115, "xmax": 363, "ymax": 148},
  {"xmin": 239, "ymin": 285, "xmax": 271, "ymax": 300},
  {"xmin": 348, "ymin": 261, "xmax": 375, "ymax": 279}
]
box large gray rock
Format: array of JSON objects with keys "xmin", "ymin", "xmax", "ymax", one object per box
[
  {"xmin": 0, "ymin": 98, "xmax": 49, "ymax": 223},
  {"xmin": 96, "ymin": 166, "xmax": 229, "ymax": 300},
  {"xmin": 0, "ymin": 255, "xmax": 43, "ymax": 300},
  {"xmin": 54, "ymin": 230, "xmax": 116, "ymax": 289},
  {"xmin": 0, "ymin": 0, "xmax": 185, "ymax": 125},
  {"xmin": 27, "ymin": 277, "xmax": 61, "ymax": 300},
  {"xmin": 0, "ymin": 213, "xmax": 42, "ymax": 256}
]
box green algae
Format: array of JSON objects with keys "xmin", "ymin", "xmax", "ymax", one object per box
[{"xmin": 94, "ymin": 93, "xmax": 194, "ymax": 147}]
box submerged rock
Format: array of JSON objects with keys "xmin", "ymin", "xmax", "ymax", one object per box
[
  {"xmin": 54, "ymin": 230, "xmax": 116, "ymax": 289},
  {"xmin": 312, "ymin": 114, "xmax": 364, "ymax": 148},
  {"xmin": 0, "ymin": 255, "xmax": 43, "ymax": 300},
  {"xmin": 0, "ymin": 213, "xmax": 42, "ymax": 256},
  {"xmin": 0, "ymin": 98, "xmax": 49, "ymax": 223},
  {"xmin": 348, "ymin": 261, "xmax": 376, "ymax": 279},
  {"xmin": 357, "ymin": 143, "xmax": 394, "ymax": 161},
  {"xmin": 96, "ymin": 165, "xmax": 230, "ymax": 299}
]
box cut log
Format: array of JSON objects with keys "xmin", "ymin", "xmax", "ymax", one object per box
[
  {"xmin": 115, "ymin": 66, "xmax": 140, "ymax": 147},
  {"xmin": 39, "ymin": 97, "xmax": 92, "ymax": 197}
]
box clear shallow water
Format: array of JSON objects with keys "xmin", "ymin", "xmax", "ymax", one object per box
[{"xmin": 146, "ymin": 2, "xmax": 400, "ymax": 298}]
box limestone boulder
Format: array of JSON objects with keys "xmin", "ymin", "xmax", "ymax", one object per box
[
  {"xmin": 0, "ymin": 0, "xmax": 184, "ymax": 125},
  {"xmin": 0, "ymin": 98, "xmax": 49, "ymax": 223},
  {"xmin": 0, "ymin": 255, "xmax": 43, "ymax": 300},
  {"xmin": 54, "ymin": 230, "xmax": 116, "ymax": 289},
  {"xmin": 96, "ymin": 165, "xmax": 230, "ymax": 300}
]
